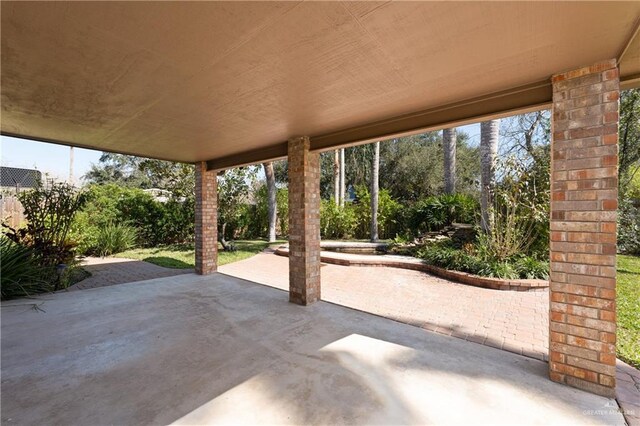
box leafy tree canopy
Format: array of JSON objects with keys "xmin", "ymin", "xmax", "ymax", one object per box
[{"xmin": 84, "ymin": 153, "xmax": 195, "ymax": 198}]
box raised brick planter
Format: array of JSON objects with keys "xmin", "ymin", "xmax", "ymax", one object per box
[{"xmin": 274, "ymin": 246, "xmax": 547, "ymax": 292}]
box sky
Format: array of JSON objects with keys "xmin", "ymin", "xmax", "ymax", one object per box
[
  {"xmin": 0, "ymin": 136, "xmax": 101, "ymax": 183},
  {"xmin": 0, "ymin": 123, "xmax": 481, "ymax": 183}
]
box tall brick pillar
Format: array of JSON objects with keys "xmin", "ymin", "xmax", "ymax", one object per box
[
  {"xmin": 195, "ymin": 161, "xmax": 218, "ymax": 275},
  {"xmin": 288, "ymin": 136, "xmax": 321, "ymax": 305},
  {"xmin": 549, "ymin": 59, "xmax": 619, "ymax": 397}
]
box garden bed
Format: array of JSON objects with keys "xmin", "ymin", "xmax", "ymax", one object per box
[{"xmin": 274, "ymin": 245, "xmax": 547, "ymax": 292}]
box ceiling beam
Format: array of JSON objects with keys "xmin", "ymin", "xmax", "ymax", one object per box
[
  {"xmin": 207, "ymin": 80, "xmax": 552, "ymax": 170},
  {"xmin": 309, "ymin": 80, "xmax": 552, "ymax": 153},
  {"xmin": 207, "ymin": 142, "xmax": 288, "ymax": 171}
]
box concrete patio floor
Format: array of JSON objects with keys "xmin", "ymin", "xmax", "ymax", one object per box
[{"xmin": 1, "ymin": 273, "xmax": 624, "ymax": 425}]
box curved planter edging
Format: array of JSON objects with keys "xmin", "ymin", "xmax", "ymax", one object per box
[{"xmin": 274, "ymin": 246, "xmax": 547, "ymax": 292}]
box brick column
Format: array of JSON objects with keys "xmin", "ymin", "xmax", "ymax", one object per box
[
  {"xmin": 549, "ymin": 59, "xmax": 619, "ymax": 397},
  {"xmin": 288, "ymin": 136, "xmax": 321, "ymax": 305},
  {"xmin": 195, "ymin": 161, "xmax": 218, "ymax": 275}
]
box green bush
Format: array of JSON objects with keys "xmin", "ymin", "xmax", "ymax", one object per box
[
  {"xmin": 95, "ymin": 223, "xmax": 138, "ymax": 257},
  {"xmin": 619, "ymin": 197, "xmax": 640, "ymax": 255},
  {"xmin": 4, "ymin": 182, "xmax": 87, "ymax": 268},
  {"xmin": 71, "ymin": 184, "xmax": 194, "ymax": 253},
  {"xmin": 479, "ymin": 261, "xmax": 519, "ymax": 280},
  {"xmin": 115, "ymin": 190, "xmax": 165, "ymax": 246},
  {"xmin": 321, "ymin": 200, "xmax": 357, "ymax": 239},
  {"xmin": 417, "ymin": 239, "xmax": 548, "ymax": 280},
  {"xmin": 417, "ymin": 241, "xmax": 483, "ymax": 275},
  {"xmin": 515, "ymin": 256, "xmax": 550, "ymax": 280},
  {"xmin": 235, "ymin": 186, "xmax": 288, "ymax": 239},
  {"xmin": 351, "ymin": 186, "xmax": 403, "ymax": 239},
  {"xmin": 406, "ymin": 193, "xmax": 478, "ymax": 235},
  {"xmin": 0, "ymin": 237, "xmax": 50, "ymax": 300}
]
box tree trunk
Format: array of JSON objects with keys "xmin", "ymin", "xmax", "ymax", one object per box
[
  {"xmin": 339, "ymin": 148, "xmax": 346, "ymax": 207},
  {"xmin": 263, "ymin": 162, "xmax": 277, "ymax": 242},
  {"xmin": 443, "ymin": 128, "xmax": 457, "ymax": 194},
  {"xmin": 370, "ymin": 141, "xmax": 380, "ymax": 242},
  {"xmin": 334, "ymin": 150, "xmax": 340, "ymax": 205},
  {"xmin": 480, "ymin": 120, "xmax": 500, "ymax": 233},
  {"xmin": 220, "ymin": 222, "xmax": 231, "ymax": 251}
]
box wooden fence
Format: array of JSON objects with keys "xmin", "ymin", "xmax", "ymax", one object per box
[{"xmin": 1, "ymin": 195, "xmax": 25, "ymax": 229}]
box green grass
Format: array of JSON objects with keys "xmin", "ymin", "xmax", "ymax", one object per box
[
  {"xmin": 115, "ymin": 240, "xmax": 284, "ymax": 269},
  {"xmin": 617, "ymin": 254, "xmax": 640, "ymax": 369}
]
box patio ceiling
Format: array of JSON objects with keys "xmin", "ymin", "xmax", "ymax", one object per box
[{"xmin": 1, "ymin": 2, "xmax": 639, "ymax": 169}]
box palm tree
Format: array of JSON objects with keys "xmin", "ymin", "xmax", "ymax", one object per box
[
  {"xmin": 480, "ymin": 120, "xmax": 500, "ymax": 232},
  {"xmin": 339, "ymin": 148, "xmax": 346, "ymax": 207},
  {"xmin": 334, "ymin": 150, "xmax": 340, "ymax": 205},
  {"xmin": 443, "ymin": 128, "xmax": 456, "ymax": 194},
  {"xmin": 370, "ymin": 141, "xmax": 380, "ymax": 242},
  {"xmin": 262, "ymin": 162, "xmax": 277, "ymax": 242}
]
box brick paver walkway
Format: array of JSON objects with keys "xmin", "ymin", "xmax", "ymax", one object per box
[
  {"xmin": 220, "ymin": 250, "xmax": 549, "ymax": 360},
  {"xmin": 69, "ymin": 257, "xmax": 192, "ymax": 291}
]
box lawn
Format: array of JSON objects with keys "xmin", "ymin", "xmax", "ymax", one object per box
[
  {"xmin": 115, "ymin": 240, "xmax": 284, "ymax": 269},
  {"xmin": 617, "ymin": 254, "xmax": 640, "ymax": 369}
]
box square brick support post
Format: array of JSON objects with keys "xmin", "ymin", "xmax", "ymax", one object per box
[
  {"xmin": 195, "ymin": 161, "xmax": 218, "ymax": 275},
  {"xmin": 288, "ymin": 136, "xmax": 321, "ymax": 305},
  {"xmin": 549, "ymin": 59, "xmax": 619, "ymax": 397}
]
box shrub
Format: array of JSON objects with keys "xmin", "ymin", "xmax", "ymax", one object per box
[
  {"xmin": 0, "ymin": 237, "xmax": 50, "ymax": 300},
  {"xmin": 619, "ymin": 197, "xmax": 640, "ymax": 255},
  {"xmin": 320, "ymin": 200, "xmax": 357, "ymax": 239},
  {"xmin": 417, "ymin": 239, "xmax": 548, "ymax": 280},
  {"xmin": 515, "ymin": 256, "xmax": 550, "ymax": 280},
  {"xmin": 115, "ymin": 190, "xmax": 165, "ymax": 246},
  {"xmin": 479, "ymin": 261, "xmax": 519, "ymax": 280},
  {"xmin": 417, "ymin": 240, "xmax": 483, "ymax": 274},
  {"xmin": 351, "ymin": 186, "xmax": 403, "ymax": 240},
  {"xmin": 94, "ymin": 223, "xmax": 138, "ymax": 257},
  {"xmin": 277, "ymin": 188, "xmax": 289, "ymax": 236},
  {"xmin": 406, "ymin": 193, "xmax": 478, "ymax": 235},
  {"xmin": 477, "ymin": 157, "xmax": 549, "ymax": 261},
  {"xmin": 4, "ymin": 182, "xmax": 87, "ymax": 267},
  {"xmin": 70, "ymin": 184, "xmax": 195, "ymax": 253}
]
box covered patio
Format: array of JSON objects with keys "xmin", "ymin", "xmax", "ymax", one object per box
[
  {"xmin": 2, "ymin": 0, "xmax": 640, "ymax": 419},
  {"xmin": 0, "ymin": 273, "xmax": 624, "ymax": 425}
]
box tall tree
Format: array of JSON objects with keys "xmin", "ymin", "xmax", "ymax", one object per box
[
  {"xmin": 619, "ymin": 88, "xmax": 640, "ymax": 192},
  {"xmin": 334, "ymin": 150, "xmax": 340, "ymax": 204},
  {"xmin": 442, "ymin": 128, "xmax": 457, "ymax": 194},
  {"xmin": 370, "ymin": 141, "xmax": 380, "ymax": 242},
  {"xmin": 217, "ymin": 167, "xmax": 256, "ymax": 250},
  {"xmin": 339, "ymin": 148, "xmax": 346, "ymax": 207},
  {"xmin": 379, "ymin": 132, "xmax": 479, "ymax": 202},
  {"xmin": 84, "ymin": 152, "xmax": 195, "ymax": 198},
  {"xmin": 480, "ymin": 120, "xmax": 500, "ymax": 232},
  {"xmin": 262, "ymin": 162, "xmax": 277, "ymax": 242}
]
